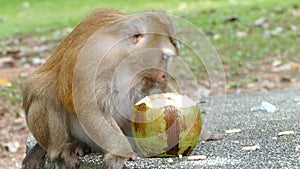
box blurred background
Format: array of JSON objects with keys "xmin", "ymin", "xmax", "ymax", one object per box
[{"xmin": 0, "ymin": 0, "xmax": 299, "ymax": 168}]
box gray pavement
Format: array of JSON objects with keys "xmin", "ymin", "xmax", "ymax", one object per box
[
  {"xmin": 121, "ymin": 89, "xmax": 300, "ymax": 169},
  {"xmin": 30, "ymin": 89, "xmax": 300, "ymax": 168}
]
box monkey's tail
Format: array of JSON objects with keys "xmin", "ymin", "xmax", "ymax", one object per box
[{"xmin": 22, "ymin": 143, "xmax": 46, "ymax": 169}]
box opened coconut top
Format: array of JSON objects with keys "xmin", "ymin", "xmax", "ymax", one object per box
[{"xmin": 135, "ymin": 92, "xmax": 197, "ymax": 108}]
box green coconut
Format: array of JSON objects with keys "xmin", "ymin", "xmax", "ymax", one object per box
[{"xmin": 131, "ymin": 92, "xmax": 201, "ymax": 157}]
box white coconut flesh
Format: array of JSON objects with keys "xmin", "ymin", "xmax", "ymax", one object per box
[{"xmin": 135, "ymin": 92, "xmax": 197, "ymax": 108}]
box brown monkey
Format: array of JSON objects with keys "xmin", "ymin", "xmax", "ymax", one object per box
[{"xmin": 22, "ymin": 8, "xmax": 179, "ymax": 169}]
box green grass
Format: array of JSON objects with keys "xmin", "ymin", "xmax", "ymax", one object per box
[
  {"xmin": 0, "ymin": 0, "xmax": 190, "ymax": 36},
  {"xmin": 0, "ymin": 0, "xmax": 299, "ymax": 83}
]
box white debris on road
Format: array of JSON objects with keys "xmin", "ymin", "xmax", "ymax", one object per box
[
  {"xmin": 277, "ymin": 130, "xmax": 295, "ymax": 136},
  {"xmin": 242, "ymin": 145, "xmax": 261, "ymax": 151},
  {"xmin": 187, "ymin": 155, "xmax": 207, "ymax": 161},
  {"xmin": 225, "ymin": 129, "xmax": 242, "ymax": 134},
  {"xmin": 250, "ymin": 101, "xmax": 277, "ymax": 113}
]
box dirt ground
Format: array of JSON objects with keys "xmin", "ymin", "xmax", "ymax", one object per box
[{"xmin": 0, "ymin": 33, "xmax": 299, "ymax": 169}]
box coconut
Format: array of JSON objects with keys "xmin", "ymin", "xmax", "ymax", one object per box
[{"xmin": 131, "ymin": 92, "xmax": 201, "ymax": 157}]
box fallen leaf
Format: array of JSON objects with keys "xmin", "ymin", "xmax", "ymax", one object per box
[
  {"xmin": 224, "ymin": 16, "xmax": 239, "ymax": 24},
  {"xmin": 290, "ymin": 25, "xmax": 298, "ymax": 32},
  {"xmin": 0, "ymin": 57, "xmax": 14, "ymax": 68},
  {"xmin": 265, "ymin": 27, "xmax": 284, "ymax": 36},
  {"xmin": 272, "ymin": 62, "xmax": 300, "ymax": 72},
  {"xmin": 22, "ymin": 1, "xmax": 31, "ymax": 8},
  {"xmin": 278, "ymin": 130, "xmax": 295, "ymax": 136},
  {"xmin": 242, "ymin": 145, "xmax": 260, "ymax": 151},
  {"xmin": 290, "ymin": 62, "xmax": 300, "ymax": 70},
  {"xmin": 178, "ymin": 2, "xmax": 187, "ymax": 11},
  {"xmin": 261, "ymin": 80, "xmax": 275, "ymax": 90},
  {"xmin": 254, "ymin": 17, "xmax": 268, "ymax": 26},
  {"xmin": 272, "ymin": 60, "xmax": 282, "ymax": 67},
  {"xmin": 0, "ymin": 78, "xmax": 11, "ymax": 87},
  {"xmin": 213, "ymin": 34, "xmax": 221, "ymax": 40},
  {"xmin": 6, "ymin": 50, "xmax": 20, "ymax": 58},
  {"xmin": 280, "ymin": 75, "xmax": 294, "ymax": 83},
  {"xmin": 289, "ymin": 9, "xmax": 300, "ymax": 16},
  {"xmin": 187, "ymin": 155, "xmax": 207, "ymax": 161},
  {"xmin": 225, "ymin": 129, "xmax": 242, "ymax": 134},
  {"xmin": 236, "ymin": 31, "xmax": 247, "ymax": 37}
]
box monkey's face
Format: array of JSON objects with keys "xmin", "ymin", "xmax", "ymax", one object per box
[
  {"xmin": 78, "ymin": 12, "xmax": 179, "ymax": 103},
  {"xmin": 89, "ymin": 12, "xmax": 178, "ymax": 95},
  {"xmin": 111, "ymin": 12, "xmax": 179, "ymax": 94},
  {"xmin": 75, "ymin": 11, "xmax": 179, "ymax": 121}
]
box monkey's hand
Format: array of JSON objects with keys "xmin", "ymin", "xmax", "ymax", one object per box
[{"xmin": 103, "ymin": 153, "xmax": 136, "ymax": 169}]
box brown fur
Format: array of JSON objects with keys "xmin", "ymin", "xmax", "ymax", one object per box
[{"xmin": 22, "ymin": 8, "xmax": 178, "ymax": 169}]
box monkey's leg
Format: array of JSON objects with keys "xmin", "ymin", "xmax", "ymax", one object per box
[
  {"xmin": 26, "ymin": 100, "xmax": 83, "ymax": 168},
  {"xmin": 22, "ymin": 143, "xmax": 46, "ymax": 169}
]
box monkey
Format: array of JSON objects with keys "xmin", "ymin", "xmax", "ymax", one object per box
[{"xmin": 21, "ymin": 8, "xmax": 180, "ymax": 169}]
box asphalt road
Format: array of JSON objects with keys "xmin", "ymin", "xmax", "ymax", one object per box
[
  {"xmin": 29, "ymin": 89, "xmax": 300, "ymax": 168},
  {"xmin": 121, "ymin": 89, "xmax": 300, "ymax": 169}
]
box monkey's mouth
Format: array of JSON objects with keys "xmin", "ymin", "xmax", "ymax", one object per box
[
  {"xmin": 143, "ymin": 77, "xmax": 158, "ymax": 88},
  {"xmin": 134, "ymin": 69, "xmax": 166, "ymax": 89},
  {"xmin": 143, "ymin": 70, "xmax": 166, "ymax": 87}
]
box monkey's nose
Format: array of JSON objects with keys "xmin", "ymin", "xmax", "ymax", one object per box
[
  {"xmin": 144, "ymin": 71, "xmax": 165, "ymax": 88},
  {"xmin": 155, "ymin": 71, "xmax": 165, "ymax": 83}
]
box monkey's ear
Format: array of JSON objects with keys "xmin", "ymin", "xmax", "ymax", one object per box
[{"xmin": 129, "ymin": 33, "xmax": 144, "ymax": 44}]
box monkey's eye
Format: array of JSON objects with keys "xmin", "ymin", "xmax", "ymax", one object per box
[{"xmin": 130, "ymin": 33, "xmax": 144, "ymax": 44}]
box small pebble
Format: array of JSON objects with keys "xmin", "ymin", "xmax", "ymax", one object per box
[
  {"xmin": 232, "ymin": 140, "xmax": 240, "ymax": 144},
  {"xmin": 167, "ymin": 158, "xmax": 173, "ymax": 163},
  {"xmin": 4, "ymin": 141, "xmax": 20, "ymax": 153},
  {"xmin": 296, "ymin": 145, "xmax": 300, "ymax": 152},
  {"xmin": 32, "ymin": 57, "xmax": 45, "ymax": 65}
]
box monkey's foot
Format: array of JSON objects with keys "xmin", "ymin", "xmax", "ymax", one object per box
[
  {"xmin": 61, "ymin": 143, "xmax": 87, "ymax": 169},
  {"xmin": 74, "ymin": 146, "xmax": 84, "ymax": 157}
]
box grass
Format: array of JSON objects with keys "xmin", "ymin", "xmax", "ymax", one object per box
[
  {"xmin": 0, "ymin": 0, "xmax": 189, "ymax": 36},
  {"xmin": 0, "ymin": 0, "xmax": 299, "ymax": 86}
]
